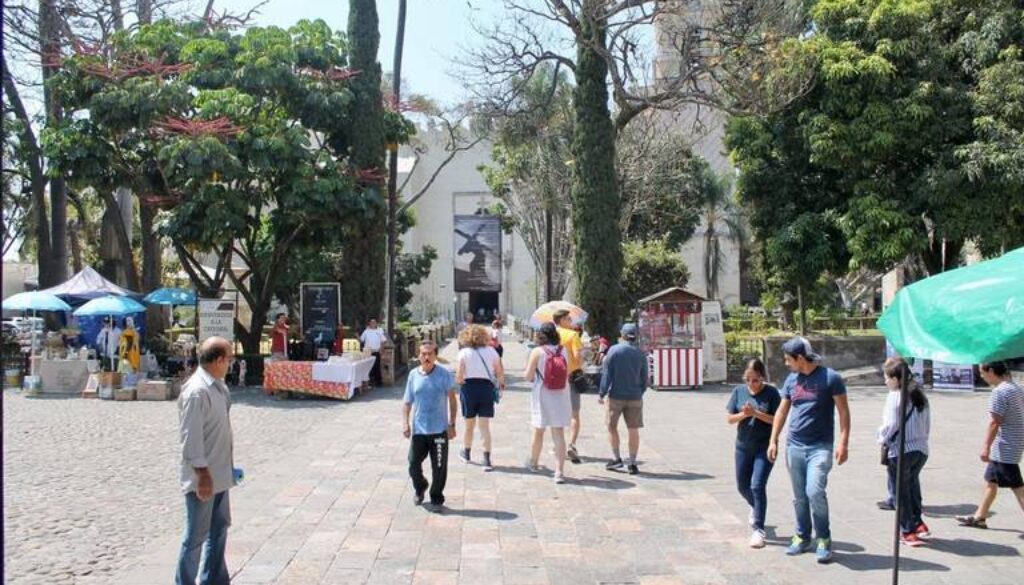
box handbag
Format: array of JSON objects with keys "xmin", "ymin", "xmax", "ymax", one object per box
[
  {"xmin": 880, "ymin": 407, "xmax": 914, "ymax": 465},
  {"xmin": 474, "ymin": 348, "xmax": 501, "ymax": 404}
]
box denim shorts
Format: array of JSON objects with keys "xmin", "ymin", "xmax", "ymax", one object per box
[{"xmin": 460, "ymin": 378, "xmax": 495, "ymax": 418}]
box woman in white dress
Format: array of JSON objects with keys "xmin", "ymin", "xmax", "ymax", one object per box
[{"xmin": 523, "ymin": 322, "xmax": 573, "ymax": 483}]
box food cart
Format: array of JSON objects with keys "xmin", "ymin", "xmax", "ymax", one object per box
[{"xmin": 637, "ymin": 287, "xmax": 704, "ymax": 389}]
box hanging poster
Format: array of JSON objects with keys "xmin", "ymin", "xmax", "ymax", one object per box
[
  {"xmin": 453, "ymin": 215, "xmax": 502, "ymax": 292},
  {"xmin": 300, "ymin": 282, "xmax": 341, "ymax": 346},
  {"xmin": 198, "ymin": 298, "xmax": 236, "ymax": 344},
  {"xmin": 933, "ymin": 361, "xmax": 974, "ymax": 391}
]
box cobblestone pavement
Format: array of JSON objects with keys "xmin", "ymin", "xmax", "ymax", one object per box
[{"xmin": 4, "ymin": 340, "xmax": 1023, "ymax": 584}]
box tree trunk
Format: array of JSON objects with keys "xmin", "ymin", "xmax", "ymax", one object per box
[
  {"xmin": 69, "ymin": 219, "xmax": 83, "ymax": 273},
  {"xmin": 797, "ymin": 284, "xmax": 806, "ymax": 336},
  {"xmin": 3, "ymin": 54, "xmax": 53, "ymax": 284},
  {"xmin": 385, "ymin": 0, "xmax": 408, "ymax": 335},
  {"xmin": 37, "ymin": 0, "xmax": 66, "ymax": 287},
  {"xmin": 341, "ymin": 0, "xmax": 388, "ymax": 328},
  {"xmin": 141, "ymin": 203, "xmax": 166, "ymax": 342},
  {"xmin": 921, "ymin": 237, "xmax": 962, "ymax": 275},
  {"xmin": 240, "ymin": 309, "xmax": 266, "ymax": 356},
  {"xmin": 570, "ymin": 0, "xmax": 622, "ymax": 338},
  {"xmin": 136, "ymin": 0, "xmax": 153, "ymax": 25},
  {"xmin": 545, "ymin": 206, "xmax": 554, "ymax": 301}
]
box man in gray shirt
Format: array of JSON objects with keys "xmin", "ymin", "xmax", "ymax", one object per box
[
  {"xmin": 176, "ymin": 337, "xmax": 235, "ymax": 585},
  {"xmin": 599, "ymin": 323, "xmax": 649, "ymax": 475}
]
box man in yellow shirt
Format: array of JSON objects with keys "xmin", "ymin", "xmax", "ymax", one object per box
[{"xmin": 554, "ymin": 309, "xmax": 586, "ymax": 464}]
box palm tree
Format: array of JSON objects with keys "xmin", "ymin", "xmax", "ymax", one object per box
[{"xmin": 698, "ymin": 168, "xmax": 746, "ymax": 301}]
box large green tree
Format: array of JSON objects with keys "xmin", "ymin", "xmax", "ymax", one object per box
[
  {"xmin": 729, "ymin": 0, "xmax": 1024, "ymax": 292},
  {"xmin": 46, "ymin": 19, "xmax": 406, "ymax": 354},
  {"xmin": 341, "ymin": 0, "xmax": 389, "ymax": 329}
]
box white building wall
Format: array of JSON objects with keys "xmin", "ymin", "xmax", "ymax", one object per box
[{"xmin": 400, "ymin": 127, "xmax": 539, "ymax": 323}]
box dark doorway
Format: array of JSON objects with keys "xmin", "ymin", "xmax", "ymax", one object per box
[{"xmin": 469, "ymin": 292, "xmax": 499, "ymax": 324}]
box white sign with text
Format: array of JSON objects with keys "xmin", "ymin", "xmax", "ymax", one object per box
[{"xmin": 198, "ymin": 298, "xmax": 236, "ymax": 344}]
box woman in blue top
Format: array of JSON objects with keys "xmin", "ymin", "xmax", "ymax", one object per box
[
  {"xmin": 726, "ymin": 358, "xmax": 781, "ymax": 549},
  {"xmin": 402, "ymin": 341, "xmax": 458, "ymax": 512}
]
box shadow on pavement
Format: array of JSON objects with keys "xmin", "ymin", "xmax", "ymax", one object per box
[
  {"xmin": 926, "ymin": 538, "xmax": 1022, "ymax": 558},
  {"xmin": 441, "ymin": 508, "xmax": 518, "ymax": 521},
  {"xmin": 833, "ymin": 552, "xmax": 950, "ymax": 572},
  {"xmin": 633, "ymin": 470, "xmax": 714, "ymax": 481},
  {"xmin": 923, "ymin": 503, "xmax": 981, "ymax": 518},
  {"xmin": 568, "ymin": 475, "xmax": 636, "ymax": 490}
]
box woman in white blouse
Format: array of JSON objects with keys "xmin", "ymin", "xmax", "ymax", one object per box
[
  {"xmin": 877, "ymin": 358, "xmax": 931, "ymax": 546},
  {"xmin": 455, "ymin": 325, "xmax": 505, "ymax": 471}
]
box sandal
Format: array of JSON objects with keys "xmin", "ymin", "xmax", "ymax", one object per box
[{"xmin": 955, "ymin": 515, "xmax": 988, "ymax": 529}]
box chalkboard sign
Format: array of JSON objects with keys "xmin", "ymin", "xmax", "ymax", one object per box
[{"xmin": 300, "ymin": 282, "xmax": 341, "ymax": 346}]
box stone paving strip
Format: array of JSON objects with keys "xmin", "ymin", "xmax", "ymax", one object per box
[{"xmin": 3, "ymin": 340, "xmax": 1022, "ymax": 584}]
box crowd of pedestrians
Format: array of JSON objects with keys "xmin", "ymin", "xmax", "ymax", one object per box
[{"xmin": 172, "ymin": 324, "xmax": 1023, "ymax": 582}]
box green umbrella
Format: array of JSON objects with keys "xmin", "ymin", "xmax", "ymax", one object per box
[
  {"xmin": 878, "ymin": 246, "xmax": 1024, "ymax": 364},
  {"xmin": 877, "ymin": 246, "xmax": 1023, "ymax": 585}
]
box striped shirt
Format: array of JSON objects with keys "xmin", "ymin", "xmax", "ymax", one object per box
[
  {"xmin": 990, "ymin": 381, "xmax": 1024, "ymax": 464},
  {"xmin": 877, "ymin": 390, "xmax": 930, "ymax": 458}
]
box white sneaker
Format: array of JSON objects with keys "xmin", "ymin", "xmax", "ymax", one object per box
[
  {"xmin": 749, "ymin": 529, "xmax": 766, "ymax": 549},
  {"xmin": 553, "ymin": 473, "xmax": 565, "ymax": 484}
]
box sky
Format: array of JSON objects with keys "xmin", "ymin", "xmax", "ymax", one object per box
[{"xmin": 215, "ymin": 0, "xmax": 504, "ymax": 106}]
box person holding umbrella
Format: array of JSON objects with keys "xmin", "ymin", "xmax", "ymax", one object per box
[
  {"xmin": 553, "ymin": 309, "xmax": 586, "ymax": 464},
  {"xmin": 956, "ymin": 361, "xmax": 1024, "ymax": 529}
]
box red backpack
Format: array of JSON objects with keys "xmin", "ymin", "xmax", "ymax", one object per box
[{"xmin": 540, "ymin": 346, "xmax": 568, "ymax": 390}]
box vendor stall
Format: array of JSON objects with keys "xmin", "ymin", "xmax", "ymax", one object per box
[
  {"xmin": 263, "ymin": 355, "xmax": 376, "ymax": 400},
  {"xmin": 637, "ymin": 287, "xmax": 705, "ymax": 389},
  {"xmin": 36, "ymin": 357, "xmax": 99, "ymax": 394}
]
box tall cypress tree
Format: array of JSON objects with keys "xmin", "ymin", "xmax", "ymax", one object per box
[
  {"xmin": 343, "ymin": 0, "xmax": 388, "ymax": 328},
  {"xmin": 571, "ymin": 0, "xmax": 622, "ymax": 338}
]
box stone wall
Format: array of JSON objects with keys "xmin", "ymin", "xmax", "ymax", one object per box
[{"xmin": 761, "ymin": 335, "xmax": 886, "ymax": 384}]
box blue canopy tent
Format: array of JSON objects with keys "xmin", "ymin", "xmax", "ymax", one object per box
[
  {"xmin": 37, "ymin": 266, "xmax": 145, "ymax": 350},
  {"xmin": 1, "ymin": 292, "xmax": 73, "ymax": 356}
]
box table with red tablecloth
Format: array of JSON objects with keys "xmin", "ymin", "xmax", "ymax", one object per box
[{"xmin": 262, "ymin": 357, "xmax": 376, "ymax": 400}]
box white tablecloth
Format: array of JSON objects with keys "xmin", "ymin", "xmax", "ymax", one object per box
[{"xmin": 311, "ymin": 357, "xmax": 376, "ymax": 386}]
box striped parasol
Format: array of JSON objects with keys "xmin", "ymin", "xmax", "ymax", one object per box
[{"xmin": 529, "ymin": 301, "xmax": 588, "ymax": 330}]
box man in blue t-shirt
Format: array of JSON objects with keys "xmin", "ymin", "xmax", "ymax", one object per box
[
  {"xmin": 768, "ymin": 337, "xmax": 851, "ymax": 563},
  {"xmin": 402, "ymin": 341, "xmax": 457, "ymax": 512}
]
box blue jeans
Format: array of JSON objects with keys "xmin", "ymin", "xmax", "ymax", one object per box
[
  {"xmin": 735, "ymin": 444, "xmax": 774, "ymax": 530},
  {"xmin": 786, "ymin": 443, "xmax": 833, "ymax": 541},
  {"xmin": 176, "ymin": 490, "xmax": 231, "ymax": 585}
]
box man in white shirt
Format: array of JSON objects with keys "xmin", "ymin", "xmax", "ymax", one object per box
[
  {"xmin": 96, "ymin": 318, "xmax": 122, "ymax": 371},
  {"xmin": 360, "ymin": 318, "xmax": 388, "ymax": 386},
  {"xmin": 175, "ymin": 336, "xmax": 235, "ymax": 585}
]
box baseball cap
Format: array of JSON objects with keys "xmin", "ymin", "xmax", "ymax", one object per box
[
  {"xmin": 782, "ymin": 336, "xmax": 821, "ymax": 362},
  {"xmin": 620, "ymin": 323, "xmax": 638, "ymax": 339}
]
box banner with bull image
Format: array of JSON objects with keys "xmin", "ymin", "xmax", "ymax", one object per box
[{"xmin": 453, "ymin": 215, "xmax": 502, "ymax": 292}]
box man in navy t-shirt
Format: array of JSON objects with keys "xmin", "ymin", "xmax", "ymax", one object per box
[{"xmin": 768, "ymin": 337, "xmax": 851, "ymax": 564}]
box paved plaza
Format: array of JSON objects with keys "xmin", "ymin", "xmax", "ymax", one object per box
[{"xmin": 3, "ymin": 340, "xmax": 1022, "ymax": 584}]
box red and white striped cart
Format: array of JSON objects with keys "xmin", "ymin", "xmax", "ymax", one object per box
[{"xmin": 637, "ymin": 287, "xmax": 705, "ymax": 390}]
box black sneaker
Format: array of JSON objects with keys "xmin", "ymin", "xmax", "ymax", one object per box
[
  {"xmin": 413, "ymin": 492, "xmax": 425, "ymax": 506},
  {"xmin": 458, "ymin": 448, "xmax": 471, "ymax": 463},
  {"xmin": 567, "ymin": 445, "xmax": 581, "ymax": 464},
  {"xmin": 482, "ymin": 452, "xmax": 493, "ymax": 472},
  {"xmin": 627, "ymin": 464, "xmax": 639, "ymax": 475},
  {"xmin": 427, "ymin": 502, "xmax": 446, "ymax": 514},
  {"xmin": 606, "ymin": 458, "xmax": 624, "ymax": 470},
  {"xmin": 876, "ymin": 500, "xmax": 895, "ymax": 511}
]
